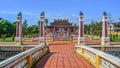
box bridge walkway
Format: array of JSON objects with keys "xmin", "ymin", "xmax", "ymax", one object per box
[{"xmin": 34, "ymin": 41, "xmax": 94, "ymax": 68}]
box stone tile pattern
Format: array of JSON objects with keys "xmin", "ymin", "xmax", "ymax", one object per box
[{"xmin": 34, "ymin": 41, "xmax": 94, "ymax": 68}]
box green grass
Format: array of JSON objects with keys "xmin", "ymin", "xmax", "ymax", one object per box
[
  {"xmin": 111, "ymin": 38, "xmax": 120, "ymax": 42},
  {"xmin": 0, "ymin": 59, "xmax": 4, "ymax": 62},
  {"xmin": 0, "ymin": 37, "xmax": 14, "ymax": 42}
]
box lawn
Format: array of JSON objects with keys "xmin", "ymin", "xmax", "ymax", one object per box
[
  {"xmin": 0, "ymin": 37, "xmax": 14, "ymax": 42},
  {"xmin": 111, "ymin": 38, "xmax": 120, "ymax": 42}
]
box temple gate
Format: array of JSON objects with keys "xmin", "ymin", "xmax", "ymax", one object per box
[{"xmin": 48, "ymin": 19, "xmax": 74, "ymax": 41}]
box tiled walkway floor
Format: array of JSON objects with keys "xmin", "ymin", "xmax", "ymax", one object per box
[{"xmin": 34, "ymin": 41, "xmax": 94, "ymax": 68}]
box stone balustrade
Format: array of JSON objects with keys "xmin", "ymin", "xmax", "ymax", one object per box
[
  {"xmin": 76, "ymin": 45, "xmax": 120, "ymax": 68},
  {"xmin": 22, "ymin": 38, "xmax": 34, "ymax": 42},
  {"xmin": 0, "ymin": 45, "xmax": 49, "ymax": 68}
]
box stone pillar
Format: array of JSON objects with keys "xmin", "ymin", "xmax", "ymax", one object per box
[
  {"xmin": 39, "ymin": 12, "xmax": 45, "ymax": 45},
  {"xmin": 15, "ymin": 12, "xmax": 22, "ymax": 45},
  {"xmin": 78, "ymin": 12, "xmax": 85, "ymax": 45},
  {"xmin": 68, "ymin": 28, "xmax": 70, "ymax": 38},
  {"xmin": 69, "ymin": 28, "xmax": 72, "ymax": 42},
  {"xmin": 50, "ymin": 28, "xmax": 54, "ymax": 41},
  {"xmin": 101, "ymin": 12, "xmax": 110, "ymax": 45}
]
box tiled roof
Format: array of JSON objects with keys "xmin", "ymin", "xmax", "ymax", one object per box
[
  {"xmin": 111, "ymin": 22, "xmax": 120, "ymax": 25},
  {"xmin": 49, "ymin": 19, "xmax": 73, "ymax": 27}
]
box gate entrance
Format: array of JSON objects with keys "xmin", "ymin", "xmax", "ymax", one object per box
[
  {"xmin": 48, "ymin": 19, "xmax": 74, "ymax": 41},
  {"xmin": 53, "ymin": 28, "xmax": 70, "ymax": 40}
]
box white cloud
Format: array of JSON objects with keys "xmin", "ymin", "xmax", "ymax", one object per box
[
  {"xmin": 0, "ymin": 10, "xmax": 17, "ymax": 14},
  {"xmin": 0, "ymin": 10, "xmax": 38, "ymax": 16}
]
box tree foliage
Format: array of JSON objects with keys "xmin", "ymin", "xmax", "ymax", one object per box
[
  {"xmin": 27, "ymin": 25, "xmax": 39, "ymax": 37},
  {"xmin": 0, "ymin": 20, "xmax": 16, "ymax": 37},
  {"xmin": 84, "ymin": 21, "xmax": 102, "ymax": 37},
  {"xmin": 22, "ymin": 20, "xmax": 28, "ymax": 36},
  {"xmin": 0, "ymin": 19, "xmax": 39, "ymax": 38}
]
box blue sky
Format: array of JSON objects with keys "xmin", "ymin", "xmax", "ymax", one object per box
[{"xmin": 0, "ymin": 0, "xmax": 120, "ymax": 25}]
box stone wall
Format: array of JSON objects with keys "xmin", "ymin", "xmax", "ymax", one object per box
[
  {"xmin": 91, "ymin": 46, "xmax": 120, "ymax": 58},
  {"xmin": 0, "ymin": 45, "xmax": 34, "ymax": 61}
]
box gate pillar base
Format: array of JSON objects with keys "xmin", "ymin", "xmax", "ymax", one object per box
[
  {"xmin": 78, "ymin": 37, "xmax": 85, "ymax": 45},
  {"xmin": 39, "ymin": 37, "xmax": 45, "ymax": 45},
  {"xmin": 101, "ymin": 37, "xmax": 110, "ymax": 45},
  {"xmin": 15, "ymin": 37, "xmax": 22, "ymax": 45}
]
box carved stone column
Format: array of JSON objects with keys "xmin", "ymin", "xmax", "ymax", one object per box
[
  {"xmin": 39, "ymin": 12, "xmax": 45, "ymax": 45},
  {"xmin": 15, "ymin": 12, "xmax": 22, "ymax": 45},
  {"xmin": 101, "ymin": 12, "xmax": 110, "ymax": 45},
  {"xmin": 51, "ymin": 28, "xmax": 55, "ymax": 41},
  {"xmin": 78, "ymin": 12, "xmax": 85, "ymax": 45}
]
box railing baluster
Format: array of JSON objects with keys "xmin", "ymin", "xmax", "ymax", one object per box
[
  {"xmin": 76, "ymin": 45, "xmax": 120, "ymax": 68},
  {"xmin": 96, "ymin": 55, "xmax": 100, "ymax": 68},
  {"xmin": 0, "ymin": 45, "xmax": 49, "ymax": 68},
  {"xmin": 27, "ymin": 55, "xmax": 32, "ymax": 68}
]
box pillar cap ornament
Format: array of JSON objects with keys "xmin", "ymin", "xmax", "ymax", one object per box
[
  {"xmin": 80, "ymin": 11, "xmax": 84, "ymax": 21},
  {"xmin": 103, "ymin": 12, "xmax": 107, "ymax": 16},
  {"xmin": 40, "ymin": 11, "xmax": 45, "ymax": 22},
  {"xmin": 18, "ymin": 12, "xmax": 22, "ymax": 16},
  {"xmin": 102, "ymin": 12, "xmax": 108, "ymax": 21},
  {"xmin": 40, "ymin": 11, "xmax": 45, "ymax": 16},
  {"xmin": 80, "ymin": 11, "xmax": 83, "ymax": 16}
]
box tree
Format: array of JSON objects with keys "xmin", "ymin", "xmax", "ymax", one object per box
[
  {"xmin": 37, "ymin": 20, "xmax": 40, "ymax": 28},
  {"xmin": 84, "ymin": 21, "xmax": 102, "ymax": 37},
  {"xmin": 73, "ymin": 23, "xmax": 77, "ymax": 31},
  {"xmin": 12, "ymin": 21, "xmax": 17, "ymax": 36},
  {"xmin": 27, "ymin": 25, "xmax": 39, "ymax": 37},
  {"xmin": 22, "ymin": 20, "xmax": 28, "ymax": 36},
  {"xmin": 0, "ymin": 20, "xmax": 14, "ymax": 37},
  {"xmin": 45, "ymin": 19, "xmax": 48, "ymax": 28}
]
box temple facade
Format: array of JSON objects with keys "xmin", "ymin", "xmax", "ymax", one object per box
[{"xmin": 48, "ymin": 19, "xmax": 74, "ymax": 40}]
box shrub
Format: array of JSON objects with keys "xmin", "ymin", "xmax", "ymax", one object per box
[
  {"xmin": 116, "ymin": 33, "xmax": 118, "ymax": 38},
  {"xmin": 12, "ymin": 35, "xmax": 15, "ymax": 41},
  {"xmin": 1, "ymin": 34, "xmax": 6, "ymax": 41}
]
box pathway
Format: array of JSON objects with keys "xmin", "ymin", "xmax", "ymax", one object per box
[{"xmin": 34, "ymin": 41, "xmax": 94, "ymax": 68}]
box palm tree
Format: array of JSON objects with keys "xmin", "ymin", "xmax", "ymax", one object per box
[
  {"xmin": 45, "ymin": 19, "xmax": 48, "ymax": 28},
  {"xmin": 22, "ymin": 20, "xmax": 28, "ymax": 36}
]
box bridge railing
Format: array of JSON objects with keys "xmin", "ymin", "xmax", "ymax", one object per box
[
  {"xmin": 0, "ymin": 45, "xmax": 49, "ymax": 68},
  {"xmin": 22, "ymin": 38, "xmax": 33, "ymax": 42},
  {"xmin": 76, "ymin": 45, "xmax": 120, "ymax": 68}
]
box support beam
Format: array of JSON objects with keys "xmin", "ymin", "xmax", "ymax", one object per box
[
  {"xmin": 39, "ymin": 12, "xmax": 45, "ymax": 45},
  {"xmin": 101, "ymin": 12, "xmax": 110, "ymax": 45},
  {"xmin": 15, "ymin": 12, "xmax": 22, "ymax": 45},
  {"xmin": 78, "ymin": 12, "xmax": 85, "ymax": 45}
]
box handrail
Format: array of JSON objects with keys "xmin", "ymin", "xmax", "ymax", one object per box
[
  {"xmin": 22, "ymin": 38, "xmax": 33, "ymax": 42},
  {"xmin": 0, "ymin": 45, "xmax": 49, "ymax": 68},
  {"xmin": 76, "ymin": 45, "xmax": 120, "ymax": 68}
]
